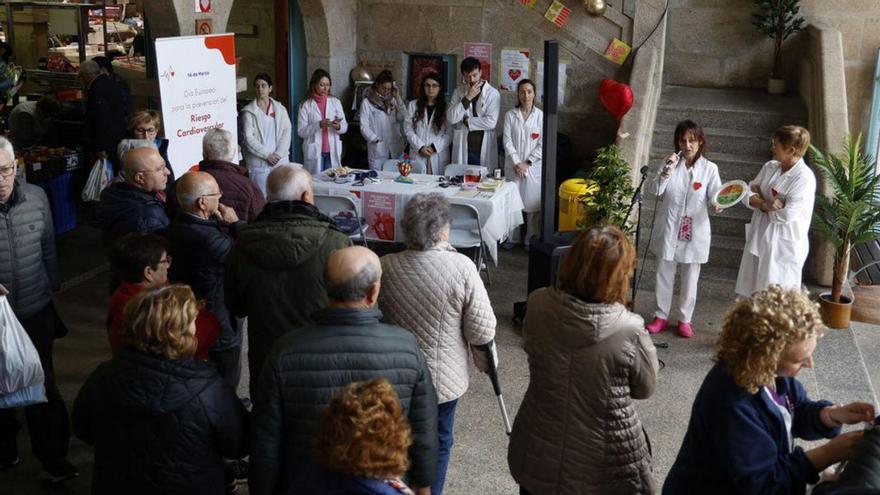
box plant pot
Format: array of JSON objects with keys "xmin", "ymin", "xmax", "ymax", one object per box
[
  {"xmin": 767, "ymin": 78, "xmax": 786, "ymax": 95},
  {"xmin": 819, "ymin": 292, "xmax": 853, "ymax": 329}
]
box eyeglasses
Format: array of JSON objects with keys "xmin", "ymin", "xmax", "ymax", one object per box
[
  {"xmin": 135, "ymin": 127, "xmax": 157, "ymax": 134},
  {"xmin": 159, "ymin": 256, "xmax": 172, "ymax": 267},
  {"xmin": 201, "ymin": 192, "xmax": 222, "ymax": 199},
  {"xmin": 0, "ymin": 165, "xmax": 15, "ymax": 177}
]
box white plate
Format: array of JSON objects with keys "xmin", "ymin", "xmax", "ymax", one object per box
[{"xmin": 713, "ymin": 180, "xmax": 749, "ymax": 209}]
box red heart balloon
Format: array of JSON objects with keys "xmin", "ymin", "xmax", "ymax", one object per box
[{"xmin": 598, "ymin": 79, "xmax": 634, "ymax": 121}]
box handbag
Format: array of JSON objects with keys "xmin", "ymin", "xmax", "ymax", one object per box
[
  {"xmin": 81, "ymin": 158, "xmax": 114, "ymax": 202},
  {"xmin": 0, "ymin": 296, "xmax": 46, "ymax": 408}
]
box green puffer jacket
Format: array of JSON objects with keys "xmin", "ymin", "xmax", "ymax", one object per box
[{"xmin": 225, "ymin": 200, "xmax": 350, "ymax": 389}]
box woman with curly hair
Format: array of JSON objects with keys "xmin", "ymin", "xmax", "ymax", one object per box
[
  {"xmin": 294, "ymin": 378, "xmax": 416, "ymax": 494},
  {"xmin": 663, "ymin": 285, "xmax": 875, "ymax": 494},
  {"xmin": 73, "ymin": 285, "xmax": 249, "ymax": 494}
]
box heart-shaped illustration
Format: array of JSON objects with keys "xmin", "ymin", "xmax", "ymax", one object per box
[
  {"xmin": 531, "ymin": 132, "xmax": 540, "ymax": 140},
  {"xmin": 693, "ymin": 182, "xmax": 702, "ymax": 191},
  {"xmin": 508, "ymin": 69, "xmax": 522, "ymax": 81},
  {"xmin": 771, "ymin": 188, "xmax": 779, "ymax": 196},
  {"xmin": 598, "ymin": 79, "xmax": 634, "ymax": 121}
]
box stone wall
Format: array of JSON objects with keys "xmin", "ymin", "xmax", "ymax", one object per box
[
  {"xmin": 354, "ymin": 0, "xmax": 632, "ymax": 159},
  {"xmin": 664, "ymin": 0, "xmax": 880, "ymax": 135},
  {"xmin": 227, "ymin": 0, "xmax": 276, "ymax": 89}
]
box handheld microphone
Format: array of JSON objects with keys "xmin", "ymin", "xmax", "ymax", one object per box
[{"xmin": 662, "ymin": 151, "xmax": 682, "ymax": 175}]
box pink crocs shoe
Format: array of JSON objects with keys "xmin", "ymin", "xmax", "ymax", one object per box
[
  {"xmin": 677, "ymin": 321, "xmax": 694, "ymax": 338},
  {"xmin": 645, "ymin": 317, "xmax": 668, "ymax": 334}
]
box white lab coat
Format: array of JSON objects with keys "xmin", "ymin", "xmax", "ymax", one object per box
[
  {"xmin": 403, "ymin": 99, "xmax": 450, "ymax": 174},
  {"xmin": 297, "ymin": 96, "xmax": 348, "ymax": 175},
  {"xmin": 240, "ymin": 98, "xmax": 292, "ymax": 171},
  {"xmin": 649, "ymin": 155, "xmax": 722, "ymax": 264},
  {"xmin": 447, "ymin": 82, "xmax": 500, "ymax": 171},
  {"xmin": 735, "ymin": 158, "xmax": 816, "ymax": 296},
  {"xmin": 359, "ymin": 96, "xmax": 406, "ymax": 170},
  {"xmin": 503, "ymin": 107, "xmax": 543, "ymax": 212}
]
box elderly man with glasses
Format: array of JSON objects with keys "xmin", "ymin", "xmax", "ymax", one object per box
[{"xmin": 0, "ymin": 137, "xmax": 79, "ymax": 483}]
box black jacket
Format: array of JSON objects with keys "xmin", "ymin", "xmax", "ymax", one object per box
[
  {"xmin": 97, "ymin": 182, "xmax": 170, "ymax": 249},
  {"xmin": 85, "ymin": 73, "xmax": 128, "ymax": 166},
  {"xmin": 167, "ymin": 212, "xmax": 243, "ymax": 350},
  {"xmin": 249, "ymin": 308, "xmax": 438, "ymax": 495},
  {"xmin": 73, "ymin": 349, "xmax": 249, "ymax": 495}
]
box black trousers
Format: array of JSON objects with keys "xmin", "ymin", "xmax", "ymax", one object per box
[
  {"xmin": 520, "ymin": 488, "xmax": 533, "ymax": 495},
  {"xmin": 209, "ymin": 345, "xmax": 242, "ymax": 391},
  {"xmin": 0, "ymin": 303, "xmax": 71, "ymax": 467}
]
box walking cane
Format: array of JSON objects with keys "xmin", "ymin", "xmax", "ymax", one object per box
[{"xmin": 477, "ymin": 341, "xmax": 512, "ymax": 435}]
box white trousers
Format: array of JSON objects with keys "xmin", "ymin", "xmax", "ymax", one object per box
[
  {"xmin": 249, "ymin": 166, "xmax": 270, "ymax": 197},
  {"xmin": 509, "ymin": 211, "xmax": 541, "ymax": 246},
  {"xmin": 655, "ymin": 259, "xmax": 701, "ymax": 323}
]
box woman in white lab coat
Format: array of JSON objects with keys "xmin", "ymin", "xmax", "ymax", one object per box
[
  {"xmin": 404, "ymin": 72, "xmax": 450, "ymax": 175},
  {"xmin": 297, "ymin": 69, "xmax": 348, "ymax": 175},
  {"xmin": 735, "ymin": 125, "xmax": 816, "ymax": 297},
  {"xmin": 645, "ymin": 120, "xmax": 722, "ymax": 339},
  {"xmin": 359, "ymin": 70, "xmax": 406, "ymax": 171},
  {"xmin": 447, "ymin": 57, "xmax": 500, "ymax": 172},
  {"xmin": 502, "ymin": 79, "xmax": 543, "ymax": 248},
  {"xmin": 239, "ymin": 73, "xmax": 292, "ymax": 195}
]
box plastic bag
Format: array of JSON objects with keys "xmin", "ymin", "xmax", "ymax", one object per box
[
  {"xmin": 0, "ymin": 296, "xmax": 46, "ymax": 408},
  {"xmin": 81, "ymin": 158, "xmax": 113, "ymax": 202}
]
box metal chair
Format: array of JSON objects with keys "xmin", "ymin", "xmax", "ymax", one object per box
[
  {"xmin": 382, "ymin": 158, "xmax": 426, "ymax": 174},
  {"xmin": 449, "ymin": 202, "xmax": 491, "ymax": 285},
  {"xmin": 444, "ymin": 163, "xmax": 488, "ymax": 178},
  {"xmin": 313, "ymin": 194, "xmax": 367, "ymax": 246}
]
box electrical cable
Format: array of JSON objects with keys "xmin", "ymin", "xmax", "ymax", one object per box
[{"xmin": 629, "ymin": 0, "xmax": 670, "ymax": 60}]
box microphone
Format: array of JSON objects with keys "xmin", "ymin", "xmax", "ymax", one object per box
[{"xmin": 662, "ymin": 151, "xmax": 682, "ymax": 175}]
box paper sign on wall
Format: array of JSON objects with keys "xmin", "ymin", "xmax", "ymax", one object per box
[
  {"xmin": 155, "ymin": 33, "xmax": 238, "ymax": 177},
  {"xmin": 195, "ymin": 0, "xmax": 212, "ymax": 13},
  {"xmin": 196, "ymin": 19, "xmax": 213, "ymax": 35},
  {"xmin": 604, "ymin": 38, "xmax": 632, "ymax": 65},
  {"xmin": 464, "ymin": 42, "xmax": 492, "ymax": 83},
  {"xmin": 364, "ymin": 192, "xmax": 397, "ymax": 241},
  {"xmin": 519, "ymin": 0, "xmax": 537, "ymax": 8},
  {"xmin": 500, "ymin": 49, "xmax": 530, "ymax": 92},
  {"xmin": 536, "ymin": 59, "xmax": 568, "ymax": 105},
  {"xmin": 544, "ymin": 0, "xmax": 572, "ymax": 28}
]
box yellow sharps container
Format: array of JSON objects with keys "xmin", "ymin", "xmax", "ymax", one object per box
[{"xmin": 558, "ymin": 179, "xmax": 598, "ymax": 231}]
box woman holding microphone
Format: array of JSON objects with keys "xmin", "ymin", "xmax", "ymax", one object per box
[
  {"xmin": 502, "ymin": 79, "xmax": 543, "ymax": 249},
  {"xmin": 359, "ymin": 70, "xmax": 406, "ymax": 171},
  {"xmin": 735, "ymin": 125, "xmax": 815, "ymax": 297},
  {"xmin": 297, "ymin": 69, "xmax": 347, "ymax": 175},
  {"xmin": 404, "ymin": 73, "xmax": 449, "ymax": 174},
  {"xmin": 645, "ymin": 120, "xmax": 722, "ymax": 338}
]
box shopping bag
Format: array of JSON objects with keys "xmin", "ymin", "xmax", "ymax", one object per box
[
  {"xmin": 0, "ymin": 296, "xmax": 46, "ymax": 408},
  {"xmin": 81, "ymin": 158, "xmax": 114, "ymax": 202}
]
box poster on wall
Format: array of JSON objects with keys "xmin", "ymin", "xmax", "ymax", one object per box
[
  {"xmin": 363, "ymin": 192, "xmax": 397, "ymax": 242},
  {"xmin": 536, "ymin": 59, "xmax": 568, "ymax": 105},
  {"xmin": 195, "ymin": 0, "xmax": 212, "ymax": 13},
  {"xmin": 408, "ymin": 54, "xmax": 444, "ymax": 100},
  {"xmin": 155, "ymin": 33, "xmax": 238, "ymax": 177},
  {"xmin": 463, "ymin": 42, "xmax": 492, "ymax": 83},
  {"xmin": 500, "ymin": 49, "xmax": 530, "ymax": 92},
  {"xmin": 195, "ymin": 19, "xmax": 213, "ymax": 35}
]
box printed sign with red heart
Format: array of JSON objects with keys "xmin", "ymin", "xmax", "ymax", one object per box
[
  {"xmin": 598, "ymin": 79, "xmax": 634, "ymax": 121},
  {"xmin": 508, "ymin": 69, "xmax": 522, "ymax": 81},
  {"xmin": 693, "ymin": 182, "xmax": 702, "ymax": 191},
  {"xmin": 531, "ymin": 132, "xmax": 540, "ymax": 140}
]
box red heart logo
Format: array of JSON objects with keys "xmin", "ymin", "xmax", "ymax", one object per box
[
  {"xmin": 693, "ymin": 182, "xmax": 702, "ymax": 191},
  {"xmin": 508, "ymin": 69, "xmax": 522, "ymax": 81},
  {"xmin": 170, "ymin": 71, "xmax": 175, "ymax": 76},
  {"xmin": 531, "ymin": 133, "xmax": 540, "ymax": 140},
  {"xmin": 598, "ymin": 79, "xmax": 634, "ymax": 121},
  {"xmin": 771, "ymin": 188, "xmax": 779, "ymax": 196}
]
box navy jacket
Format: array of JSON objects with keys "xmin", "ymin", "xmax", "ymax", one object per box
[
  {"xmin": 167, "ymin": 212, "xmax": 243, "ymax": 350},
  {"xmin": 663, "ymin": 362, "xmax": 839, "ymax": 495},
  {"xmin": 97, "ymin": 182, "xmax": 170, "ymax": 250},
  {"xmin": 291, "ymin": 462, "xmax": 414, "ymax": 495}
]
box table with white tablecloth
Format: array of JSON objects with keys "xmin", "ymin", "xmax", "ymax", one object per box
[{"xmin": 313, "ymin": 171, "xmax": 525, "ymax": 264}]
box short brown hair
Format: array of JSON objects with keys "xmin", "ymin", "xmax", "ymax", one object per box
[
  {"xmin": 772, "ymin": 125, "xmax": 810, "ymax": 157},
  {"xmin": 313, "ymin": 379, "xmax": 412, "ymax": 479},
  {"xmin": 558, "ymin": 225, "xmax": 635, "ymax": 305},
  {"xmin": 716, "ymin": 285, "xmax": 824, "ymax": 393},
  {"xmin": 128, "ymin": 110, "xmax": 162, "ymax": 135},
  {"xmin": 122, "ymin": 285, "xmax": 199, "ymax": 359}
]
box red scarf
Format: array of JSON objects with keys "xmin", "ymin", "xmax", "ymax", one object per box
[{"xmin": 314, "ymin": 94, "xmax": 330, "ymax": 153}]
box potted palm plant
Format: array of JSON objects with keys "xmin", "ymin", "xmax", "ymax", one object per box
[
  {"xmin": 752, "ymin": 0, "xmax": 805, "ymax": 94},
  {"xmin": 811, "ymin": 134, "xmax": 880, "ymax": 328}
]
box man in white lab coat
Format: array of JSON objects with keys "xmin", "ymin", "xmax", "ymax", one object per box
[{"xmin": 447, "ymin": 57, "xmax": 500, "ymax": 173}]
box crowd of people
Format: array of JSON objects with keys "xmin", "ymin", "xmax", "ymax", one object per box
[{"xmin": 0, "ymin": 52, "xmax": 878, "ymax": 495}]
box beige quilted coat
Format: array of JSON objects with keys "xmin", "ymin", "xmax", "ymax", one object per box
[
  {"xmin": 508, "ymin": 287, "xmax": 659, "ymax": 494},
  {"xmin": 379, "ymin": 243, "xmax": 496, "ymax": 403}
]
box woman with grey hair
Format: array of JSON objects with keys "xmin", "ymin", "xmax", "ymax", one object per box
[{"xmin": 378, "ymin": 192, "xmax": 497, "ymax": 495}]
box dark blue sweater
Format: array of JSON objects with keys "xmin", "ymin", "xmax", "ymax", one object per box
[{"xmin": 663, "ymin": 362, "xmax": 839, "ymax": 495}]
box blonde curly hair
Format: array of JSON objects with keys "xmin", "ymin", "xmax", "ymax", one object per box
[
  {"xmin": 313, "ymin": 378, "xmax": 412, "ymax": 479},
  {"xmin": 122, "ymin": 285, "xmax": 199, "ymax": 359},
  {"xmin": 716, "ymin": 285, "xmax": 825, "ymax": 394}
]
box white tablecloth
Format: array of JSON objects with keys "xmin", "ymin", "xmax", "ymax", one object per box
[{"xmin": 314, "ymin": 171, "xmax": 524, "ymax": 264}]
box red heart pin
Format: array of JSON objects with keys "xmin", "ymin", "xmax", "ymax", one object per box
[
  {"xmin": 598, "ymin": 79, "xmax": 634, "ymax": 121},
  {"xmin": 771, "ymin": 188, "xmax": 779, "ymax": 196},
  {"xmin": 530, "ymin": 132, "xmax": 540, "ymax": 140},
  {"xmin": 508, "ymin": 69, "xmax": 522, "ymax": 81},
  {"xmin": 693, "ymin": 182, "xmax": 702, "ymax": 191}
]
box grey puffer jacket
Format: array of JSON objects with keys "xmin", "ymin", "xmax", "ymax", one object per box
[
  {"xmin": 508, "ymin": 287, "xmax": 659, "ymax": 495},
  {"xmin": 0, "ymin": 181, "xmax": 58, "ymax": 319}
]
